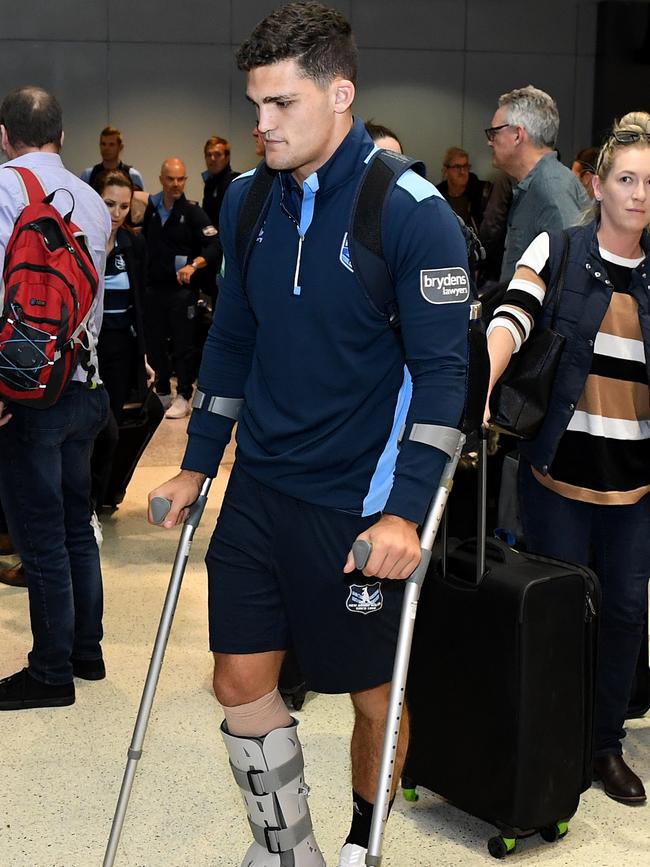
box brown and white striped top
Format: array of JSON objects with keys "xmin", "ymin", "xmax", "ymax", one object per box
[{"xmin": 488, "ymin": 232, "xmax": 650, "ymax": 505}]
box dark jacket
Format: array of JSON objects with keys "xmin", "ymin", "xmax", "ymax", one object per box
[
  {"xmin": 142, "ymin": 193, "xmax": 221, "ymax": 287},
  {"xmin": 438, "ymin": 172, "xmax": 492, "ymax": 232},
  {"xmin": 201, "ymin": 165, "xmax": 240, "ymax": 228},
  {"xmin": 519, "ymin": 222, "xmax": 650, "ymax": 472},
  {"xmin": 182, "ymin": 118, "xmax": 470, "ymax": 525}
]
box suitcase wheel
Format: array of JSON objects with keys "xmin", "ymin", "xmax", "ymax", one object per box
[
  {"xmin": 488, "ymin": 836, "xmax": 516, "ymax": 859},
  {"xmin": 402, "ymin": 787, "xmax": 419, "ymax": 802},
  {"xmin": 540, "ymin": 821, "xmax": 568, "ymax": 843}
]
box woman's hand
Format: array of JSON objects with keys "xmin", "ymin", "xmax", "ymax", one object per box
[{"xmin": 144, "ymin": 355, "xmax": 155, "ymax": 387}]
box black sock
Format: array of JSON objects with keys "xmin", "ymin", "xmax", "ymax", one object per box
[{"xmin": 345, "ymin": 789, "xmax": 395, "ymax": 849}]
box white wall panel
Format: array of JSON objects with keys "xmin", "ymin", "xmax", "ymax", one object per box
[
  {"xmin": 107, "ymin": 43, "xmax": 233, "ymax": 200},
  {"xmin": 352, "ymin": 0, "xmax": 465, "ymax": 50}
]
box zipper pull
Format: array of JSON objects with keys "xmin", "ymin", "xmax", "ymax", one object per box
[
  {"xmin": 585, "ymin": 592, "xmax": 596, "ymax": 622},
  {"xmin": 293, "ymin": 234, "xmax": 304, "ymax": 296}
]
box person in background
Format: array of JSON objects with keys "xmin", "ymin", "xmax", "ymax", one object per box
[
  {"xmin": 81, "ymin": 125, "xmax": 145, "ymax": 191},
  {"xmin": 0, "ymin": 86, "xmax": 110, "ymax": 709},
  {"xmin": 201, "ymin": 136, "xmax": 240, "ymax": 229},
  {"xmin": 142, "ymin": 157, "xmax": 221, "ymax": 419},
  {"xmin": 485, "ymin": 112, "xmax": 650, "ymax": 806},
  {"xmin": 252, "ymin": 124, "xmax": 266, "ymax": 158},
  {"xmin": 365, "ymin": 120, "xmax": 403, "ymax": 153},
  {"xmin": 438, "ymin": 146, "xmax": 492, "ymax": 232},
  {"xmin": 90, "ymin": 169, "xmax": 155, "ymax": 512},
  {"xmin": 572, "ymin": 146, "xmax": 600, "ymax": 198},
  {"xmin": 486, "ymin": 85, "xmax": 588, "ymax": 282}
]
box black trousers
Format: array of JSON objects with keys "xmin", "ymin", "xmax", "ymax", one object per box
[
  {"xmin": 91, "ymin": 329, "xmax": 139, "ymax": 508},
  {"xmin": 144, "ymin": 285, "xmax": 197, "ymax": 400}
]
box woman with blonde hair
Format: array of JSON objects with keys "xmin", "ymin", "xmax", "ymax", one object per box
[{"xmin": 486, "ymin": 112, "xmax": 650, "ymax": 804}]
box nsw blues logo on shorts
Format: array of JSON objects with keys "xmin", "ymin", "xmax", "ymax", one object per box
[{"xmin": 346, "ymin": 583, "xmax": 383, "ymax": 615}]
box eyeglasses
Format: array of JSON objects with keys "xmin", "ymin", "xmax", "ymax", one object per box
[
  {"xmin": 446, "ymin": 163, "xmax": 471, "ymax": 171},
  {"xmin": 484, "ymin": 124, "xmax": 511, "ymax": 142},
  {"xmin": 613, "ymin": 130, "xmax": 650, "ymax": 144}
]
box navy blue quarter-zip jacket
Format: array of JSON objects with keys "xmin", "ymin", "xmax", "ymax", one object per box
[{"xmin": 182, "ymin": 119, "xmax": 470, "ymax": 525}]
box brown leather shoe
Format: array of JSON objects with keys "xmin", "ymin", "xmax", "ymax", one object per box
[
  {"xmin": 0, "ymin": 563, "xmax": 27, "ymax": 588},
  {"xmin": 0, "ymin": 532, "xmax": 15, "ymax": 556},
  {"xmin": 593, "ymin": 754, "xmax": 647, "ymax": 803}
]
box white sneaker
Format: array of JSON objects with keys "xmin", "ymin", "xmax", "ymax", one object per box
[
  {"xmin": 338, "ymin": 843, "xmax": 367, "ymax": 866},
  {"xmin": 164, "ymin": 395, "xmax": 190, "ymax": 419},
  {"xmin": 90, "ymin": 511, "xmax": 103, "ymax": 548},
  {"xmin": 156, "ymin": 392, "xmax": 173, "ymax": 410}
]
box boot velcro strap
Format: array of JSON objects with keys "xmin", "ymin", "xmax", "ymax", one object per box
[
  {"xmin": 249, "ymin": 812, "xmax": 312, "ymax": 854},
  {"xmin": 230, "ymin": 751, "xmax": 303, "ymax": 796}
]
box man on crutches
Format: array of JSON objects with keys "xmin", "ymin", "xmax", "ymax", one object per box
[{"xmin": 148, "ymin": 3, "xmax": 470, "ymax": 864}]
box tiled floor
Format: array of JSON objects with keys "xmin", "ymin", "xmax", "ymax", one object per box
[{"xmin": 1, "ymin": 417, "xmax": 649, "ymax": 866}]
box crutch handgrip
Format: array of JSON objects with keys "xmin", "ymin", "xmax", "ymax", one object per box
[
  {"xmin": 352, "ymin": 539, "xmax": 372, "ymax": 570},
  {"xmin": 150, "ymin": 496, "xmax": 172, "ymax": 525}
]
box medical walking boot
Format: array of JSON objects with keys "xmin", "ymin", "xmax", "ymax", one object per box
[{"xmin": 221, "ymin": 719, "xmax": 326, "ymax": 867}]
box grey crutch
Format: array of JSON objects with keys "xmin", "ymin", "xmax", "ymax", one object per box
[
  {"xmin": 103, "ymin": 478, "xmax": 211, "ymax": 867},
  {"xmin": 353, "ymin": 427, "xmax": 467, "ymax": 867}
]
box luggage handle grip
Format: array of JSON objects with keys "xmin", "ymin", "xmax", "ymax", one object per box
[{"xmin": 454, "ymin": 535, "xmax": 519, "ymax": 565}]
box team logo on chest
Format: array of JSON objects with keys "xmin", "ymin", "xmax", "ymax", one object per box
[
  {"xmin": 114, "ymin": 254, "xmax": 126, "ymax": 271},
  {"xmin": 346, "ymin": 583, "xmax": 383, "ymax": 615},
  {"xmin": 339, "ymin": 232, "xmax": 354, "ymax": 272}
]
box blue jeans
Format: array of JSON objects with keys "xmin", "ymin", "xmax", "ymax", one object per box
[
  {"xmin": 0, "ymin": 382, "xmax": 109, "ymax": 685},
  {"xmin": 518, "ymin": 459, "xmax": 650, "ymax": 757}
]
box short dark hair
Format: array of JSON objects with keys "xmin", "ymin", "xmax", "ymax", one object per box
[
  {"xmin": 236, "ymin": 2, "xmax": 358, "ymax": 87},
  {"xmin": 0, "ymin": 85, "xmax": 63, "ymax": 149},
  {"xmin": 204, "ymin": 135, "xmax": 230, "ymax": 156},
  {"xmin": 365, "ymin": 121, "xmax": 403, "ymax": 151},
  {"xmin": 100, "ymin": 125, "xmax": 123, "ymax": 146}
]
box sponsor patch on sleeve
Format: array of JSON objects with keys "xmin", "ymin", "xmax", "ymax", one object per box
[
  {"xmin": 202, "ymin": 225, "xmax": 218, "ymax": 236},
  {"xmin": 420, "ymin": 267, "xmax": 470, "ymax": 304}
]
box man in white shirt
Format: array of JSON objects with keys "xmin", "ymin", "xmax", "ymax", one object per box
[{"xmin": 0, "ymin": 86, "xmax": 111, "ymax": 710}]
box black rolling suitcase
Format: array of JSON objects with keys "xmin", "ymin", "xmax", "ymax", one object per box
[
  {"xmin": 103, "ymin": 388, "xmax": 164, "ymax": 509},
  {"xmin": 402, "ymin": 438, "xmax": 600, "ymax": 860}
]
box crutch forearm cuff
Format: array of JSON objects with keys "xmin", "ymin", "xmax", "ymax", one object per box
[
  {"xmin": 192, "ymin": 390, "xmax": 243, "ymax": 420},
  {"xmin": 408, "ymin": 424, "xmax": 462, "ymax": 459}
]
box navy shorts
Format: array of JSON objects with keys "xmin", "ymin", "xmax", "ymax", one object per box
[{"xmin": 206, "ymin": 463, "xmax": 405, "ymax": 694}]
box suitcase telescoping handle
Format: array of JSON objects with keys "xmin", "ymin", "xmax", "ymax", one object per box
[
  {"xmin": 354, "ymin": 430, "xmax": 465, "ymax": 867},
  {"xmin": 103, "ymin": 478, "xmax": 212, "ymax": 867}
]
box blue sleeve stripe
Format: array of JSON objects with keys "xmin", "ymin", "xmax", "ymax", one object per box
[
  {"xmin": 362, "ymin": 367, "xmax": 413, "ymax": 516},
  {"xmin": 396, "ymin": 171, "xmax": 443, "ymax": 202}
]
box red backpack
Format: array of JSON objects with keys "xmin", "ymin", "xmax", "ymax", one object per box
[{"xmin": 0, "ymin": 166, "xmax": 99, "ymax": 407}]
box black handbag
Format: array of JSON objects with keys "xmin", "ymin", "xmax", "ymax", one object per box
[{"xmin": 489, "ymin": 233, "xmax": 570, "ymax": 439}]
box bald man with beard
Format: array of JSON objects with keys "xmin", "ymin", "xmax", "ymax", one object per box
[{"xmin": 142, "ymin": 157, "xmax": 221, "ymax": 419}]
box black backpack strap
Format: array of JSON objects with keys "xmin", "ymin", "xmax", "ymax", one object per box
[
  {"xmin": 235, "ymin": 161, "xmax": 278, "ymax": 289},
  {"xmin": 348, "ymin": 150, "xmax": 425, "ymax": 326}
]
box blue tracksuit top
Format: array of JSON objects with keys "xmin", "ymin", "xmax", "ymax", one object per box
[{"xmin": 182, "ymin": 118, "xmax": 470, "ymax": 525}]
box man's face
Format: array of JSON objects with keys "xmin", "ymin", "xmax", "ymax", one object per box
[
  {"xmin": 100, "ymin": 134, "xmax": 122, "ymax": 163},
  {"xmin": 205, "ymin": 143, "xmax": 229, "ymax": 175},
  {"xmin": 486, "ymin": 106, "xmax": 517, "ymax": 173},
  {"xmin": 160, "ymin": 161, "xmax": 187, "ymax": 200},
  {"xmin": 444, "ymin": 155, "xmax": 470, "ymax": 195},
  {"xmin": 247, "ymin": 58, "xmax": 348, "ymax": 182}
]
